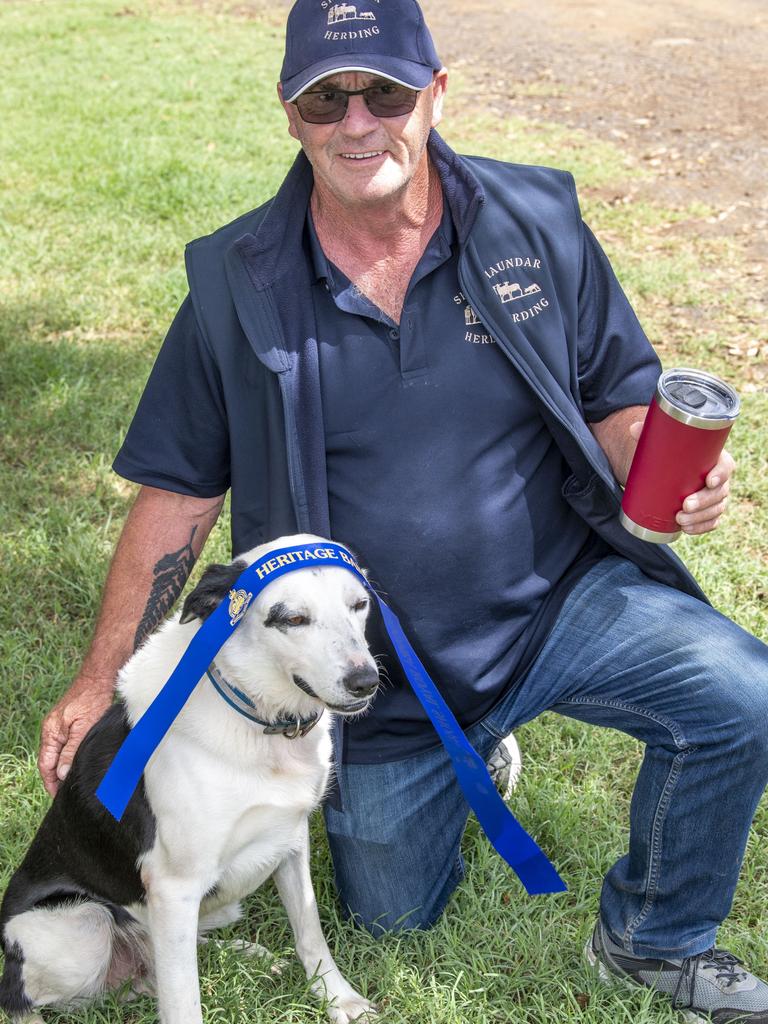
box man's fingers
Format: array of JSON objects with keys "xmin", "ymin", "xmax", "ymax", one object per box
[
  {"xmin": 678, "ymin": 495, "xmax": 729, "ymax": 529},
  {"xmin": 56, "ymin": 718, "xmax": 91, "ymax": 783},
  {"xmin": 628, "ymin": 420, "xmax": 645, "ymax": 441},
  {"xmin": 706, "ymin": 449, "xmax": 736, "ymax": 489},
  {"xmin": 38, "ymin": 723, "xmax": 67, "ymax": 797},
  {"xmin": 682, "ymin": 478, "xmax": 730, "ymax": 515},
  {"xmin": 680, "ymin": 515, "xmax": 721, "ymax": 536}
]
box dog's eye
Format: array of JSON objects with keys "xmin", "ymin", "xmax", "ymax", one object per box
[
  {"xmin": 352, "ymin": 600, "xmax": 368, "ymax": 613},
  {"xmin": 286, "ymin": 614, "xmax": 309, "ymax": 626}
]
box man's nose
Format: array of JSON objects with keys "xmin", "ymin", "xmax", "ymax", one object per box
[{"xmin": 340, "ymin": 94, "xmax": 380, "ymax": 133}]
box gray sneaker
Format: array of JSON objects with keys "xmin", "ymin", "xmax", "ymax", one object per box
[
  {"xmin": 586, "ymin": 918, "xmax": 768, "ymax": 1023},
  {"xmin": 486, "ymin": 734, "xmax": 522, "ymax": 800}
]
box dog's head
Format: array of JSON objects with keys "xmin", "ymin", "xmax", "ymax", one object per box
[{"xmin": 180, "ymin": 535, "xmax": 379, "ymax": 717}]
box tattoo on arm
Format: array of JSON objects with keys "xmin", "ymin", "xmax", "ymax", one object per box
[{"xmin": 134, "ymin": 525, "xmax": 199, "ymax": 650}]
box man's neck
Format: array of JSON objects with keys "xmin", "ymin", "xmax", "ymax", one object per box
[{"xmin": 310, "ymin": 155, "xmax": 443, "ymax": 265}]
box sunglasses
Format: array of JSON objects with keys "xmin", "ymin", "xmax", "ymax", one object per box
[{"xmin": 294, "ymin": 82, "xmax": 420, "ymax": 124}]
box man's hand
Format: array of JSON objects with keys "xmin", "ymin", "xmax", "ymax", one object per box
[
  {"xmin": 627, "ymin": 420, "xmax": 735, "ymax": 535},
  {"xmin": 36, "ymin": 485, "xmax": 225, "ymax": 797},
  {"xmin": 591, "ymin": 408, "xmax": 736, "ymax": 537},
  {"xmin": 39, "ymin": 675, "xmax": 114, "ymax": 797}
]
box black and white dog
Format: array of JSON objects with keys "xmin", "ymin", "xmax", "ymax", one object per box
[{"xmin": 0, "ymin": 535, "xmax": 379, "ymax": 1024}]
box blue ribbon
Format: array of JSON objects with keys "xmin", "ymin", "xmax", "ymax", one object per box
[{"xmin": 96, "ymin": 542, "xmax": 566, "ymax": 896}]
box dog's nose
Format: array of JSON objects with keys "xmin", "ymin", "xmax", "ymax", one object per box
[{"xmin": 341, "ymin": 666, "xmax": 379, "ymax": 698}]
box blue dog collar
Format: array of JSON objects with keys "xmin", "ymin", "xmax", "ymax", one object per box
[
  {"xmin": 206, "ymin": 663, "xmax": 322, "ymax": 737},
  {"xmin": 95, "ymin": 541, "xmax": 566, "ymax": 896}
]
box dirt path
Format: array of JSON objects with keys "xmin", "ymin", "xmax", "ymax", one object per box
[
  {"xmin": 190, "ymin": 0, "xmax": 767, "ymax": 372},
  {"xmin": 423, "ymin": 0, "xmax": 768, "ymax": 263},
  {"xmin": 221, "ymin": 0, "xmax": 767, "ymax": 263}
]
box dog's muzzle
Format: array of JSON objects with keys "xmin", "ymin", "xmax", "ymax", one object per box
[{"xmin": 292, "ymin": 667, "xmax": 378, "ymax": 713}]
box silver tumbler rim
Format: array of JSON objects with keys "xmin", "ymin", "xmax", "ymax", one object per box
[{"xmin": 656, "ymin": 368, "xmax": 740, "ymax": 430}]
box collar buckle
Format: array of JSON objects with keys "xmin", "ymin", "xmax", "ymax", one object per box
[{"xmin": 265, "ymin": 715, "xmax": 320, "ymax": 739}]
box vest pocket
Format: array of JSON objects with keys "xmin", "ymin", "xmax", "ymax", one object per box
[{"xmin": 561, "ymin": 471, "xmax": 617, "ymax": 521}]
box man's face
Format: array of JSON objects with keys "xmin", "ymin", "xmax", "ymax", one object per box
[{"xmin": 279, "ymin": 69, "xmax": 448, "ymax": 209}]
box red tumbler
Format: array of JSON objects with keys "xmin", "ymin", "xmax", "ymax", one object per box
[{"xmin": 620, "ymin": 368, "xmax": 740, "ymax": 543}]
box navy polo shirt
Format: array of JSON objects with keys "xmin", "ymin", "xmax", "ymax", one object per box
[
  {"xmin": 113, "ymin": 157, "xmax": 661, "ymax": 766},
  {"xmin": 307, "ymin": 206, "xmax": 618, "ymax": 764}
]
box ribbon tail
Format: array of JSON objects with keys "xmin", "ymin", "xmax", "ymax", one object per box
[
  {"xmin": 96, "ymin": 614, "xmax": 231, "ymax": 820},
  {"xmin": 376, "ymin": 597, "xmax": 566, "ymax": 895}
]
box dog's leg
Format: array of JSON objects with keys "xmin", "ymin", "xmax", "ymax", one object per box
[
  {"xmin": 2, "ymin": 902, "xmax": 116, "ymax": 1012},
  {"xmin": 274, "ymin": 825, "xmax": 376, "ymax": 1023},
  {"xmin": 146, "ymin": 879, "xmax": 204, "ymax": 1024}
]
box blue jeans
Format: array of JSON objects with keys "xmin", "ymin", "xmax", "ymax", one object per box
[{"xmin": 324, "ymin": 557, "xmax": 768, "ymax": 958}]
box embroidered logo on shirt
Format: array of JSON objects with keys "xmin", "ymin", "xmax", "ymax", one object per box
[
  {"xmin": 493, "ymin": 281, "xmax": 541, "ymax": 303},
  {"xmin": 453, "ymin": 293, "xmax": 495, "ymax": 344}
]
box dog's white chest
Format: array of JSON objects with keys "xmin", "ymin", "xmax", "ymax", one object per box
[{"xmin": 142, "ymin": 729, "xmax": 331, "ymax": 895}]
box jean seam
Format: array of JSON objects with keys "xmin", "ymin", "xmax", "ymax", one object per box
[
  {"xmin": 556, "ymin": 695, "xmax": 698, "ymax": 952},
  {"xmin": 412, "ymin": 854, "xmax": 465, "ymax": 930},
  {"xmin": 623, "ymin": 745, "xmax": 698, "ymax": 948},
  {"xmin": 557, "ymin": 695, "xmax": 690, "ymax": 749}
]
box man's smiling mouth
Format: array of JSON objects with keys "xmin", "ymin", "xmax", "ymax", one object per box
[{"xmin": 340, "ymin": 151, "xmax": 385, "ymax": 160}]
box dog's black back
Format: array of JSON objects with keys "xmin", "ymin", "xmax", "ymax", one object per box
[{"xmin": 0, "ymin": 703, "xmax": 156, "ymax": 955}]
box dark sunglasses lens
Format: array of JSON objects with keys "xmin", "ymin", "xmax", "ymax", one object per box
[
  {"xmin": 364, "ymin": 84, "xmax": 418, "ymax": 117},
  {"xmin": 295, "ymin": 84, "xmax": 419, "ymax": 123},
  {"xmin": 296, "ymin": 90, "xmax": 348, "ymax": 124}
]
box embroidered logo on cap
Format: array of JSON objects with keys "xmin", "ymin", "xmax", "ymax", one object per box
[{"xmin": 327, "ymin": 3, "xmax": 377, "ymax": 24}]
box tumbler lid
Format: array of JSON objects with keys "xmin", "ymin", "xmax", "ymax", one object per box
[{"xmin": 657, "ymin": 368, "xmax": 740, "ymax": 429}]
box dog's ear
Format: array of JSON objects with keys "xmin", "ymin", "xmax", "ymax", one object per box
[{"xmin": 180, "ymin": 560, "xmax": 248, "ymax": 623}]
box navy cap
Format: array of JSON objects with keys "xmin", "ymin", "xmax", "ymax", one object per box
[{"xmin": 281, "ymin": 0, "xmax": 442, "ymax": 102}]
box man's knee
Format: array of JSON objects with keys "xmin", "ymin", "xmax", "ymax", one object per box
[
  {"xmin": 697, "ymin": 628, "xmax": 768, "ymax": 762},
  {"xmin": 326, "ymin": 831, "xmax": 463, "ymax": 936}
]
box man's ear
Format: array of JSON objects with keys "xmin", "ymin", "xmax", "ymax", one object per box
[
  {"xmin": 277, "ymin": 80, "xmax": 301, "ymax": 141},
  {"xmin": 180, "ymin": 560, "xmax": 248, "ymax": 623},
  {"xmin": 430, "ymin": 68, "xmax": 449, "ymax": 129}
]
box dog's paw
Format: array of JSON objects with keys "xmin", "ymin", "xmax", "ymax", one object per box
[{"xmin": 326, "ymin": 992, "xmax": 378, "ymax": 1023}]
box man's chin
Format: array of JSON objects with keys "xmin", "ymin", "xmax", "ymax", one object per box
[{"xmin": 334, "ymin": 169, "xmax": 411, "ymax": 207}]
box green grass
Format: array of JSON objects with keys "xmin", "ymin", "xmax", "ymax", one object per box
[{"xmin": 1, "ymin": 2, "xmax": 766, "ymax": 1022}]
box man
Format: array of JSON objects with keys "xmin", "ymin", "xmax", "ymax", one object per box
[{"xmin": 39, "ymin": 0, "xmax": 768, "ymax": 1019}]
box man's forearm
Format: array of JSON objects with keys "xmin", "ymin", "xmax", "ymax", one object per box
[
  {"xmin": 39, "ymin": 484, "xmax": 226, "ymax": 794},
  {"xmin": 588, "ymin": 405, "xmax": 647, "ymax": 486},
  {"xmin": 78, "ymin": 485, "xmax": 225, "ymax": 691}
]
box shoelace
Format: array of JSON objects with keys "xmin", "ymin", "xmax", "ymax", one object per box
[{"xmin": 672, "ymin": 948, "xmax": 748, "ymax": 1009}]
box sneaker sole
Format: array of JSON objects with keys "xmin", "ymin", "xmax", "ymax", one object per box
[{"xmin": 584, "ymin": 938, "xmax": 709, "ymax": 1024}]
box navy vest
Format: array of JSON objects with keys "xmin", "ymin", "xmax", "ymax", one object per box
[{"xmin": 184, "ymin": 131, "xmax": 705, "ymax": 604}]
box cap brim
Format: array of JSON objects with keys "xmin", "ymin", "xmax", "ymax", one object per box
[{"xmin": 282, "ymin": 55, "xmax": 435, "ymax": 102}]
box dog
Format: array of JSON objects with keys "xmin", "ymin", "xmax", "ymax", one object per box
[{"xmin": 0, "ymin": 534, "xmax": 379, "ymax": 1024}]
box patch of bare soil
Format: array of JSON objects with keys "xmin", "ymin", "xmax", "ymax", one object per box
[
  {"xmin": 426, "ymin": 0, "xmax": 767, "ymax": 257},
  {"xmin": 175, "ymin": 0, "xmax": 768, "ymax": 383}
]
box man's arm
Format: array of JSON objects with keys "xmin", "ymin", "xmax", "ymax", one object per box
[
  {"xmin": 38, "ymin": 484, "xmax": 225, "ymax": 796},
  {"xmin": 589, "ymin": 406, "xmax": 735, "ymax": 536}
]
